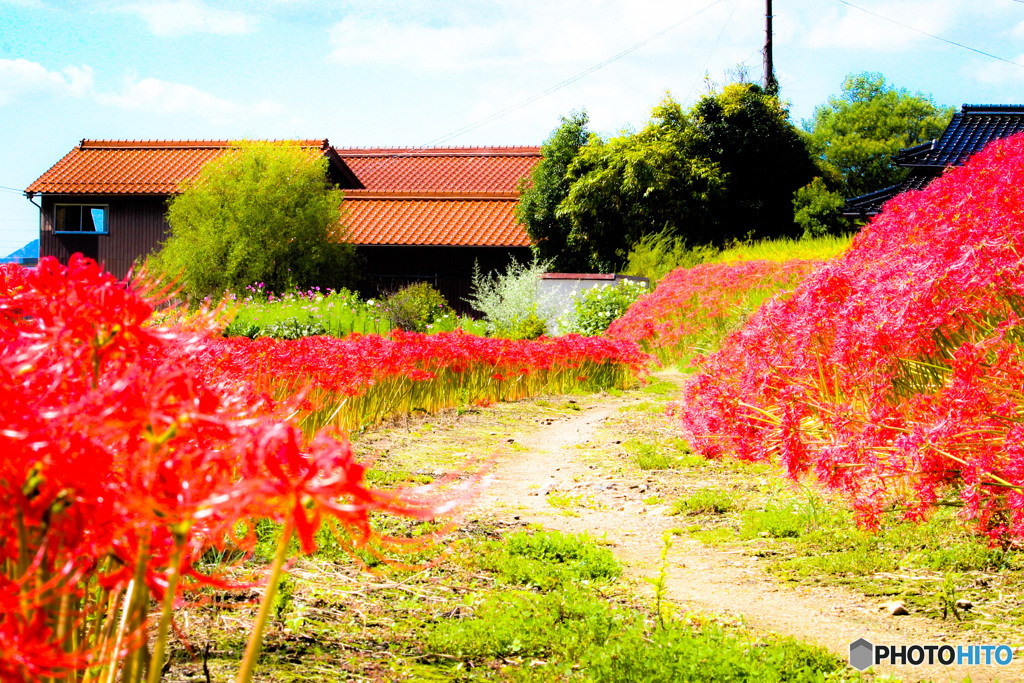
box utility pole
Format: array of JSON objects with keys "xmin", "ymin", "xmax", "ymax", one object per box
[{"xmin": 764, "ymin": 0, "xmax": 778, "ymax": 95}]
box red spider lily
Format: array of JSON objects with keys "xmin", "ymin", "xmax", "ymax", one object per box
[
  {"xmin": 607, "ymin": 259, "xmax": 821, "ymax": 365},
  {"xmin": 0, "ymin": 255, "xmax": 481, "ymax": 681},
  {"xmin": 674, "ymin": 132, "xmax": 1024, "ymax": 541}
]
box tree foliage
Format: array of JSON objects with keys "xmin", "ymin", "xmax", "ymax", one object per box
[
  {"xmin": 803, "ymin": 72, "xmax": 953, "ymax": 198},
  {"xmin": 560, "ymin": 97, "xmax": 725, "ymax": 272},
  {"xmin": 152, "ymin": 141, "xmax": 357, "ymax": 299},
  {"xmin": 689, "ymin": 82, "xmax": 818, "ymax": 240},
  {"xmin": 517, "ymin": 84, "xmax": 817, "ymax": 273},
  {"xmin": 516, "ymin": 112, "xmax": 592, "ymax": 272}
]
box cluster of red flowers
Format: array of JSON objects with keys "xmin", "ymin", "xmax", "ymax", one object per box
[
  {"xmin": 0, "ymin": 256, "xmax": 465, "ymax": 681},
  {"xmin": 194, "ymin": 330, "xmax": 649, "ymax": 432},
  {"xmin": 675, "ymin": 133, "xmax": 1024, "ymax": 541},
  {"xmin": 607, "ymin": 259, "xmax": 820, "ymax": 365}
]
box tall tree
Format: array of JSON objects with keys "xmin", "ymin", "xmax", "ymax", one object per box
[
  {"xmin": 804, "ymin": 72, "xmax": 953, "ymax": 198},
  {"xmin": 559, "ymin": 96, "xmax": 725, "ymax": 271},
  {"xmin": 516, "ymin": 111, "xmax": 591, "ymax": 272},
  {"xmin": 151, "ymin": 141, "xmax": 358, "ymax": 299},
  {"xmin": 689, "ymin": 81, "xmax": 819, "ymax": 240}
]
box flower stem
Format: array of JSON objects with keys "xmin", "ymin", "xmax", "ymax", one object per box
[{"xmin": 236, "ymin": 518, "xmax": 295, "ymax": 683}]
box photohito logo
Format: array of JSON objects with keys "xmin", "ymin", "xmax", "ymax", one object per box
[{"xmin": 849, "ymin": 638, "xmax": 1015, "ymax": 671}]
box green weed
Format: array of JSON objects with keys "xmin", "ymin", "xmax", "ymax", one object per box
[{"xmin": 674, "ymin": 487, "xmax": 740, "ymax": 515}]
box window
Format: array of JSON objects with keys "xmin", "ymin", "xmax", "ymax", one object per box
[{"xmin": 55, "ymin": 205, "xmax": 108, "ymax": 234}]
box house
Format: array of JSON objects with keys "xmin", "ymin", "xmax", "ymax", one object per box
[
  {"xmin": 25, "ymin": 139, "xmax": 540, "ymax": 309},
  {"xmin": 844, "ymin": 105, "xmax": 1024, "ymax": 217},
  {"xmin": 335, "ymin": 146, "xmax": 538, "ymax": 307}
]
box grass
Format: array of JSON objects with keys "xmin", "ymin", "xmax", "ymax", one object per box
[
  {"xmin": 710, "ymin": 234, "xmax": 853, "ymax": 264},
  {"xmin": 221, "ymin": 286, "xmax": 488, "ymax": 339},
  {"xmin": 166, "ymin": 523, "xmax": 857, "ymax": 682}
]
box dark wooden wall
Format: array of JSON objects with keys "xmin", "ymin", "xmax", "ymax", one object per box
[
  {"xmin": 356, "ymin": 245, "xmax": 534, "ymax": 314},
  {"xmin": 39, "ymin": 195, "xmax": 170, "ymax": 280}
]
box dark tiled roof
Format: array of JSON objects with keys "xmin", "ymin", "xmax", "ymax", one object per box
[{"xmin": 844, "ymin": 105, "xmax": 1024, "ymax": 216}]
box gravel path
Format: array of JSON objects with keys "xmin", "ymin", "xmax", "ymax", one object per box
[{"xmin": 470, "ymin": 394, "xmax": 1017, "ymax": 683}]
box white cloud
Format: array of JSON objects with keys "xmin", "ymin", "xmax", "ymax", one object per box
[
  {"xmin": 328, "ymin": 18, "xmax": 509, "ymax": 72},
  {"xmin": 0, "ymin": 59, "xmax": 94, "ymax": 105},
  {"xmin": 799, "ymin": 0, "xmax": 959, "ymax": 51},
  {"xmin": 95, "ymin": 75, "xmax": 286, "ymax": 123},
  {"xmin": 0, "ymin": 58, "xmax": 287, "ymax": 124},
  {"xmin": 964, "ymin": 54, "xmax": 1024, "ymax": 85},
  {"xmin": 326, "ymin": 0, "xmax": 757, "ymax": 73},
  {"xmin": 122, "ymin": 0, "xmax": 259, "ymax": 36}
]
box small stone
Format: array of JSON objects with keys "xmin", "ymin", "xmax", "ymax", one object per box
[{"xmin": 883, "ymin": 601, "xmax": 909, "ymax": 616}]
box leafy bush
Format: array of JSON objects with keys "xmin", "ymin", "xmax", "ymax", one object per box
[
  {"xmin": 380, "ymin": 282, "xmax": 451, "ymax": 333},
  {"xmin": 559, "ymin": 279, "xmax": 648, "ymax": 336},
  {"xmin": 793, "ymin": 177, "xmax": 851, "ymax": 238},
  {"xmin": 257, "ymin": 317, "xmax": 327, "ymax": 340},
  {"xmin": 150, "ymin": 141, "xmax": 358, "ymax": 300},
  {"xmin": 464, "ymin": 257, "xmax": 550, "ymax": 338}
]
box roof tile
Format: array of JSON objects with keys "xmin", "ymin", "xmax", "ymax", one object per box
[{"xmin": 343, "ymin": 197, "xmax": 530, "ymax": 247}]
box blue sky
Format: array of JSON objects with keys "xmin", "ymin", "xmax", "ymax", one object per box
[{"xmin": 2, "ymin": 0, "xmax": 1024, "ymax": 256}]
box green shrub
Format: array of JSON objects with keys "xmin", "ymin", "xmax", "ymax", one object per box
[
  {"xmin": 559, "ymin": 279, "xmax": 649, "ymax": 335},
  {"xmin": 464, "ymin": 257, "xmax": 550, "ymax": 337},
  {"xmin": 494, "ymin": 311, "xmax": 548, "ymax": 340},
  {"xmin": 380, "ymin": 282, "xmax": 451, "ymax": 333},
  {"xmin": 253, "ymin": 316, "xmax": 327, "ymax": 340},
  {"xmin": 793, "ymin": 177, "xmax": 851, "ymax": 238}
]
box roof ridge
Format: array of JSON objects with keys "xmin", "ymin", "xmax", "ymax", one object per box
[
  {"xmin": 960, "ymin": 105, "xmax": 1024, "ymax": 113},
  {"xmin": 78, "ymin": 139, "xmax": 330, "ymax": 150},
  {"xmin": 334, "ymin": 146, "xmax": 542, "ymax": 157}
]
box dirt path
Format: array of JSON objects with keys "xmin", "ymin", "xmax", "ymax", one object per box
[{"xmin": 469, "ymin": 392, "xmax": 1018, "ymax": 683}]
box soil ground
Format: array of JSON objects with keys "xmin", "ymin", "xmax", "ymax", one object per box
[{"xmin": 458, "ymin": 371, "xmax": 1022, "ymax": 683}]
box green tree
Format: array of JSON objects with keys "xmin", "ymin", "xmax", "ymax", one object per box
[
  {"xmin": 151, "ymin": 141, "xmax": 357, "ymax": 299},
  {"xmin": 792, "ymin": 177, "xmax": 848, "ymax": 238},
  {"xmin": 516, "ymin": 111, "xmax": 591, "ymax": 272},
  {"xmin": 559, "ymin": 96, "xmax": 725, "ymax": 271},
  {"xmin": 804, "ymin": 72, "xmax": 953, "ymax": 198},
  {"xmin": 689, "ymin": 81, "xmax": 819, "ymax": 240}
]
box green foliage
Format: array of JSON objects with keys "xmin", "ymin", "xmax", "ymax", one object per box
[
  {"xmin": 151, "ymin": 140, "xmax": 358, "ymax": 300},
  {"xmin": 804, "ymin": 72, "xmax": 953, "ymax": 198},
  {"xmin": 516, "ymin": 111, "xmax": 593, "ymax": 272},
  {"xmin": 560, "ymin": 96, "xmax": 727, "ymax": 271},
  {"xmin": 559, "ymin": 280, "xmax": 649, "ymax": 336},
  {"xmin": 464, "ymin": 257, "xmax": 550, "ymax": 338},
  {"xmin": 623, "ymin": 230, "xmax": 717, "ymax": 284},
  {"xmin": 426, "ymin": 586, "xmax": 621, "ymax": 662},
  {"xmin": 380, "ymin": 282, "xmax": 452, "ymax": 333},
  {"xmin": 582, "ymin": 624, "xmax": 849, "ymax": 683},
  {"xmin": 624, "ymin": 439, "xmax": 680, "ymax": 470},
  {"xmin": 256, "ymin": 317, "xmax": 328, "ymax": 340},
  {"xmin": 793, "ymin": 177, "xmax": 851, "ymax": 238},
  {"xmin": 480, "ymin": 529, "xmax": 621, "ymax": 589},
  {"xmin": 223, "ymin": 287, "xmax": 391, "ymax": 338},
  {"xmin": 689, "ymin": 82, "xmax": 819, "ymax": 241},
  {"xmin": 674, "ymin": 487, "xmax": 739, "ymax": 515}
]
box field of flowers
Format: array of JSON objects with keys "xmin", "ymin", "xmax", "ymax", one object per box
[
  {"xmin": 673, "ymin": 133, "xmax": 1024, "ymax": 542},
  {"xmin": 609, "ymin": 258, "xmax": 822, "ymax": 365},
  {"xmin": 0, "ymin": 256, "xmax": 648, "ymax": 682}
]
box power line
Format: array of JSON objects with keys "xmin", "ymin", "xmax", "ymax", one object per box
[
  {"xmin": 425, "ymin": 0, "xmax": 731, "ymax": 145},
  {"xmin": 834, "ymin": 0, "xmax": 1024, "ymax": 70},
  {"xmin": 0, "ymin": 185, "xmax": 26, "ymax": 195}
]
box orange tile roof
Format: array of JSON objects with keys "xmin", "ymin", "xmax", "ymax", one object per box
[
  {"xmin": 343, "ymin": 197, "xmax": 530, "ymax": 247},
  {"xmin": 27, "ymin": 141, "xmax": 540, "ymax": 247},
  {"xmin": 26, "ymin": 139, "xmax": 333, "ymax": 195},
  {"xmin": 335, "ymin": 147, "xmax": 541, "ymax": 193}
]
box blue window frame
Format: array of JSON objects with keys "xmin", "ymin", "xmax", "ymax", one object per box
[{"xmin": 55, "ymin": 205, "xmax": 108, "ymax": 234}]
